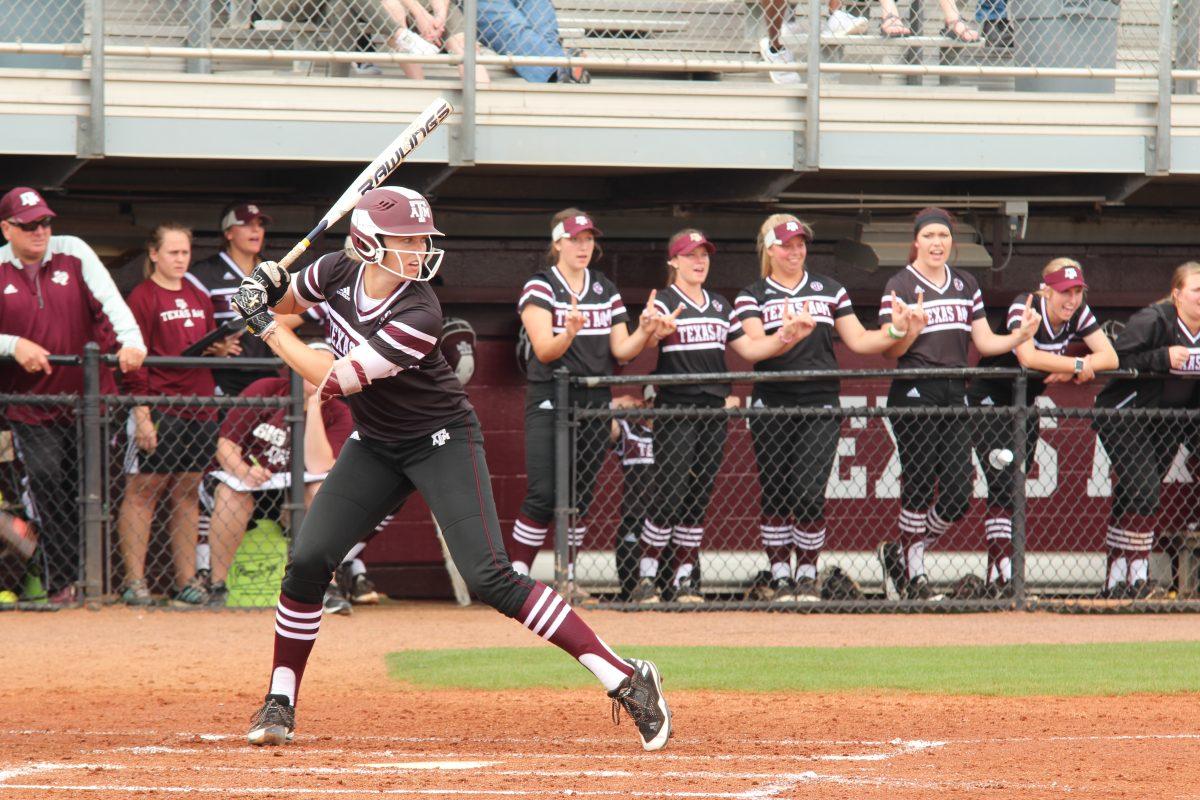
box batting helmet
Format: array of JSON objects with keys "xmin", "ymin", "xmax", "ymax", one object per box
[
  {"xmin": 441, "ymin": 316, "xmax": 477, "ymax": 385},
  {"xmin": 348, "ymin": 186, "xmax": 444, "ymax": 281}
]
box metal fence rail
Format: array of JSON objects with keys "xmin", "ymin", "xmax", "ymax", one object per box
[{"xmin": 554, "ymin": 367, "xmax": 1200, "ymax": 613}]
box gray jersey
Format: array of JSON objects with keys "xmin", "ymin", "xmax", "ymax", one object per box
[
  {"xmin": 879, "ymin": 264, "xmax": 986, "ymax": 369},
  {"xmin": 518, "ymin": 266, "xmax": 629, "ymax": 383},
  {"xmin": 292, "ymin": 252, "xmax": 471, "ymax": 441}
]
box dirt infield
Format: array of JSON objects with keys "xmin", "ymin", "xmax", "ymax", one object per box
[{"xmin": 3, "ymin": 605, "xmax": 1199, "ymax": 799}]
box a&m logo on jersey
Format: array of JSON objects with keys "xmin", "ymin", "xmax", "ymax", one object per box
[
  {"xmin": 410, "ymin": 198, "xmax": 432, "ymax": 223},
  {"xmin": 713, "ymin": 300, "xmax": 722, "ymax": 312},
  {"xmin": 19, "ymin": 191, "xmax": 40, "ymax": 207},
  {"xmin": 51, "ymin": 270, "xmax": 69, "ymax": 286},
  {"xmin": 953, "ymin": 278, "xmax": 964, "ymax": 291},
  {"xmin": 593, "ymin": 282, "xmax": 603, "ymax": 296},
  {"xmin": 811, "ymin": 281, "xmax": 823, "ymax": 292},
  {"xmin": 431, "ymin": 428, "xmax": 450, "ymax": 447}
]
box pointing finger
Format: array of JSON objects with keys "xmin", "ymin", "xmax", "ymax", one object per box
[{"xmin": 671, "ymin": 303, "xmax": 685, "ymax": 320}]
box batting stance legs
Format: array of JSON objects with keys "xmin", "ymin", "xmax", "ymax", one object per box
[{"xmin": 258, "ymin": 419, "xmax": 670, "ymax": 749}]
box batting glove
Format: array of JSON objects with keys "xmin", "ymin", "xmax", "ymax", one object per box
[
  {"xmin": 232, "ymin": 280, "xmax": 277, "ymax": 338},
  {"xmin": 250, "ymin": 260, "xmax": 291, "ymax": 306}
]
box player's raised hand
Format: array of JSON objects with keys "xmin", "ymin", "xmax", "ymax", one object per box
[
  {"xmin": 1016, "ymin": 294, "xmax": 1041, "ymax": 342},
  {"xmin": 639, "ymin": 289, "xmax": 661, "ymax": 327},
  {"xmin": 796, "ymin": 300, "xmax": 817, "ymax": 333},
  {"xmin": 908, "ymin": 289, "xmax": 928, "ymax": 334},
  {"xmin": 655, "ymin": 302, "xmax": 684, "ymax": 341},
  {"xmin": 565, "ymin": 293, "xmax": 585, "ymax": 336},
  {"xmin": 889, "ymin": 291, "xmax": 912, "ymax": 334}
]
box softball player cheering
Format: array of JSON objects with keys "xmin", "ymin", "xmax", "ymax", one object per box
[
  {"xmin": 878, "ymin": 207, "xmax": 1040, "ymax": 601},
  {"xmin": 507, "ymin": 209, "xmax": 664, "ymax": 597},
  {"xmin": 632, "ymin": 228, "xmax": 810, "ymax": 604},
  {"xmin": 736, "ymin": 214, "xmax": 921, "ymax": 602},
  {"xmin": 232, "ymin": 188, "xmax": 671, "ymax": 751},
  {"xmin": 1093, "ymin": 262, "xmax": 1200, "ymax": 599},
  {"xmin": 967, "ymin": 259, "xmax": 1116, "ymax": 597}
]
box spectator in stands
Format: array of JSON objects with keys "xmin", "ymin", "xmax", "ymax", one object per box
[
  {"xmin": 475, "ymin": 0, "xmax": 588, "ymax": 83},
  {"xmin": 1093, "ymin": 262, "xmax": 1200, "ymax": 600},
  {"xmin": 119, "ymin": 223, "xmax": 233, "ymax": 606},
  {"xmin": 736, "ymin": 215, "xmax": 919, "ymax": 602},
  {"xmin": 189, "ymin": 203, "xmax": 303, "ymax": 397},
  {"xmin": 967, "ymin": 259, "xmax": 1116, "ymax": 598},
  {"xmin": 758, "ymin": 0, "xmax": 870, "ymax": 83},
  {"xmin": 377, "ymin": 0, "xmax": 492, "ymax": 84},
  {"xmin": 0, "ymin": 186, "xmax": 146, "ymax": 606},
  {"xmin": 633, "ymin": 229, "xmax": 812, "ymax": 605},
  {"xmin": 876, "ymin": 207, "xmax": 1038, "ymax": 602},
  {"xmin": 507, "ymin": 209, "xmax": 662, "ymax": 600},
  {"xmin": 203, "ymin": 353, "xmax": 354, "ymax": 609}
]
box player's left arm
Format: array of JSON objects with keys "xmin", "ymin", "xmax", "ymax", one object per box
[
  {"xmin": 610, "ymin": 290, "xmax": 656, "ymax": 363},
  {"xmin": 259, "ymin": 324, "xmax": 336, "ymax": 387}
]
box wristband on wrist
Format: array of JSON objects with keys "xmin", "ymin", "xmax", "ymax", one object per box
[{"xmin": 886, "ymin": 324, "xmax": 907, "ymax": 340}]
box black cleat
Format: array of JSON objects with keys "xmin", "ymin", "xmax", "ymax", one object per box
[
  {"xmin": 877, "ymin": 540, "xmax": 908, "ymax": 600},
  {"xmin": 906, "ymin": 574, "xmax": 946, "ymax": 601},
  {"xmin": 248, "ymin": 695, "xmax": 295, "ymax": 746},
  {"xmin": 609, "ymin": 659, "xmax": 671, "ymax": 751}
]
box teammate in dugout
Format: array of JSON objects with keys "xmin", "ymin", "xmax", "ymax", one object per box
[
  {"xmin": 506, "ymin": 209, "xmax": 667, "ymax": 598},
  {"xmin": 876, "ymin": 207, "xmax": 1040, "ymax": 602},
  {"xmin": 966, "ymin": 259, "xmax": 1116, "ymax": 599},
  {"xmin": 119, "ymin": 223, "xmax": 240, "ymax": 607},
  {"xmin": 1093, "ymin": 262, "xmax": 1200, "ymax": 599},
  {"xmin": 632, "ymin": 228, "xmax": 812, "ymax": 605},
  {"xmin": 231, "ymin": 187, "xmax": 671, "ymax": 751},
  {"xmin": 735, "ymin": 214, "xmax": 923, "ymax": 603},
  {"xmin": 202, "ymin": 352, "xmax": 355, "ymax": 609}
]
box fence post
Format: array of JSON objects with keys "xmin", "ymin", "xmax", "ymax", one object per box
[
  {"xmin": 553, "ymin": 368, "xmax": 571, "ymax": 595},
  {"xmin": 287, "ymin": 370, "xmax": 307, "ymax": 540},
  {"xmin": 1010, "ymin": 372, "xmax": 1029, "ymax": 609},
  {"xmin": 803, "ymin": 0, "xmax": 821, "ymax": 169},
  {"xmin": 87, "ymin": 0, "xmax": 105, "ymax": 157},
  {"xmin": 81, "ymin": 342, "xmax": 103, "ymax": 600},
  {"xmin": 459, "ymin": 0, "xmax": 478, "ymax": 165}
]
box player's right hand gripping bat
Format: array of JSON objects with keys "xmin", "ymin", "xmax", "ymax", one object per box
[{"xmin": 277, "ymin": 97, "xmax": 453, "ymax": 273}]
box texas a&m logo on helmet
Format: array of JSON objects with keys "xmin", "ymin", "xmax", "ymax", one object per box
[{"xmin": 349, "ymin": 186, "xmax": 444, "ymax": 281}]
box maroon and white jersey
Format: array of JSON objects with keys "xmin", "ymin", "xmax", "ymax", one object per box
[
  {"xmin": 290, "ymin": 253, "xmax": 471, "ymax": 441},
  {"xmin": 219, "ymin": 377, "xmax": 354, "ymax": 470},
  {"xmin": 124, "ymin": 277, "xmax": 217, "ymax": 420},
  {"xmin": 879, "ymin": 265, "xmax": 985, "ymax": 369},
  {"xmin": 651, "ymin": 285, "xmax": 742, "ymax": 400},
  {"xmin": 615, "ymin": 418, "xmax": 654, "ymax": 520},
  {"xmin": 0, "ymin": 235, "xmax": 144, "ymax": 424},
  {"xmin": 735, "ymin": 272, "xmax": 853, "ymax": 402},
  {"xmin": 517, "ymin": 266, "xmax": 628, "ymax": 383}
]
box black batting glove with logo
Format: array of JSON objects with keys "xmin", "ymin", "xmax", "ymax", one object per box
[
  {"xmin": 250, "ymin": 260, "xmax": 291, "ymax": 306},
  {"xmin": 232, "ymin": 280, "xmax": 277, "ymax": 338}
]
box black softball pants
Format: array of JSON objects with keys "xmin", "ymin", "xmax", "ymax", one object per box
[
  {"xmin": 748, "ymin": 395, "xmax": 840, "ymax": 526},
  {"xmin": 645, "ymin": 397, "xmax": 728, "ymax": 529},
  {"xmin": 887, "ymin": 378, "xmax": 973, "ymax": 521},
  {"xmin": 1096, "ymin": 413, "xmax": 1191, "ymax": 519},
  {"xmin": 517, "ymin": 383, "xmax": 611, "ymax": 526},
  {"xmin": 281, "ymin": 417, "xmax": 535, "ymax": 616},
  {"xmin": 11, "ymin": 421, "xmax": 81, "ymax": 593}
]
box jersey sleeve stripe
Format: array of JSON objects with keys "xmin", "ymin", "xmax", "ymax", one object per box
[{"xmin": 388, "ymin": 320, "xmax": 438, "ymax": 347}]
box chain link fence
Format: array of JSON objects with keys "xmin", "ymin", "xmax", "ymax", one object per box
[
  {"xmin": 557, "ymin": 369, "xmax": 1200, "ymax": 612},
  {"xmin": 0, "ymin": 348, "xmax": 306, "ymax": 610},
  {"xmin": 0, "ymin": 0, "xmax": 1185, "ymax": 84}
]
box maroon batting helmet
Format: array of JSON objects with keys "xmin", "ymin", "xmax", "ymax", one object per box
[{"xmin": 349, "ymin": 186, "xmax": 444, "ymax": 281}]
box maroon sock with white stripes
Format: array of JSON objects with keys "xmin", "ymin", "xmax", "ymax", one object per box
[
  {"xmin": 268, "ymin": 593, "xmax": 323, "ymax": 706},
  {"xmin": 517, "ymin": 581, "xmax": 634, "ymax": 691},
  {"xmin": 508, "ymin": 513, "xmax": 549, "ymax": 575}
]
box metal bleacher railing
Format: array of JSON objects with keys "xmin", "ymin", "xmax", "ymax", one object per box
[{"xmin": 552, "ymin": 367, "xmax": 1200, "ymax": 613}]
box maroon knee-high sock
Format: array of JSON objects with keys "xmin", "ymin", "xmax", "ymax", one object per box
[
  {"xmin": 508, "ymin": 512, "xmax": 549, "ymax": 573},
  {"xmin": 517, "ymin": 581, "xmax": 634, "ymax": 691},
  {"xmin": 268, "ymin": 593, "xmax": 323, "ymax": 705}
]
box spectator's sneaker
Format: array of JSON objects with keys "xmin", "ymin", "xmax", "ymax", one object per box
[
  {"xmin": 48, "ymin": 585, "xmax": 79, "ymax": 607},
  {"xmin": 207, "ymin": 581, "xmax": 228, "ymax": 608},
  {"xmin": 337, "ymin": 564, "xmax": 380, "ymax": 605},
  {"xmin": 247, "ymin": 694, "xmax": 295, "ymax": 746},
  {"xmin": 0, "ymin": 514, "xmax": 36, "ymax": 560},
  {"xmin": 122, "ymin": 578, "xmax": 153, "ymax": 607},
  {"xmin": 770, "ymin": 576, "xmax": 798, "ymax": 602},
  {"xmin": 352, "ymin": 62, "xmax": 383, "ymax": 76},
  {"xmin": 793, "ymin": 577, "xmax": 821, "ymax": 602},
  {"xmin": 823, "ymin": 8, "xmax": 869, "ymax": 36},
  {"xmin": 906, "ymin": 575, "xmax": 946, "ymax": 601},
  {"xmin": 391, "ymin": 28, "xmax": 440, "ymax": 56},
  {"xmin": 195, "ymin": 568, "xmax": 212, "ymax": 590},
  {"xmin": 670, "ymin": 576, "xmax": 704, "ymax": 604},
  {"xmin": 554, "ymin": 65, "xmax": 591, "ymax": 84},
  {"xmin": 171, "ymin": 576, "xmax": 209, "ymax": 607},
  {"xmin": 877, "ymin": 540, "xmax": 908, "ymax": 600},
  {"xmin": 608, "ymin": 659, "xmax": 671, "ymax": 751},
  {"xmin": 629, "ymin": 577, "xmax": 661, "ymax": 605},
  {"xmin": 758, "ymin": 37, "xmax": 800, "ymax": 85},
  {"xmin": 323, "ymin": 582, "xmax": 353, "ymax": 616}
]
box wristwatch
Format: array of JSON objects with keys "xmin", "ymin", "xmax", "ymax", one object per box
[{"xmin": 1073, "ymin": 357, "xmax": 1085, "ymax": 374}]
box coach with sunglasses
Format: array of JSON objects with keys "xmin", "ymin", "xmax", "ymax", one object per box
[{"xmin": 0, "ymin": 186, "xmax": 146, "ymax": 605}]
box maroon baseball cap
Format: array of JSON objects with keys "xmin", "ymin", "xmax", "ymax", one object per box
[
  {"xmin": 1043, "ymin": 264, "xmax": 1087, "ymax": 292},
  {"xmin": 221, "ymin": 203, "xmax": 273, "ymax": 230},
  {"xmin": 0, "ymin": 187, "xmax": 57, "ymax": 224},
  {"xmin": 763, "ymin": 219, "xmax": 813, "ymax": 248},
  {"xmin": 668, "ymin": 231, "xmax": 716, "ymax": 259},
  {"xmin": 552, "ymin": 213, "xmax": 602, "ymax": 242}
]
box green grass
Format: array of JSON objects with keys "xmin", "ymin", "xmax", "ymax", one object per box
[{"xmin": 386, "ymin": 642, "xmax": 1200, "ymax": 696}]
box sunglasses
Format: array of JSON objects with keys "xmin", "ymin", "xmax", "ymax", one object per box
[{"xmin": 7, "ymin": 218, "xmax": 52, "ymax": 232}]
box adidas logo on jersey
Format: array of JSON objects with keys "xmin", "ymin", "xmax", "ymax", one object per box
[
  {"xmin": 906, "ymin": 387, "xmax": 921, "ymax": 399},
  {"xmin": 337, "ymin": 286, "xmax": 352, "ymax": 300},
  {"xmin": 3, "ymin": 284, "xmax": 16, "ymax": 295}
]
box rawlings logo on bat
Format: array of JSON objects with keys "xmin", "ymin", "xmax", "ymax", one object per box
[{"xmin": 358, "ymin": 102, "xmax": 453, "ymax": 196}]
